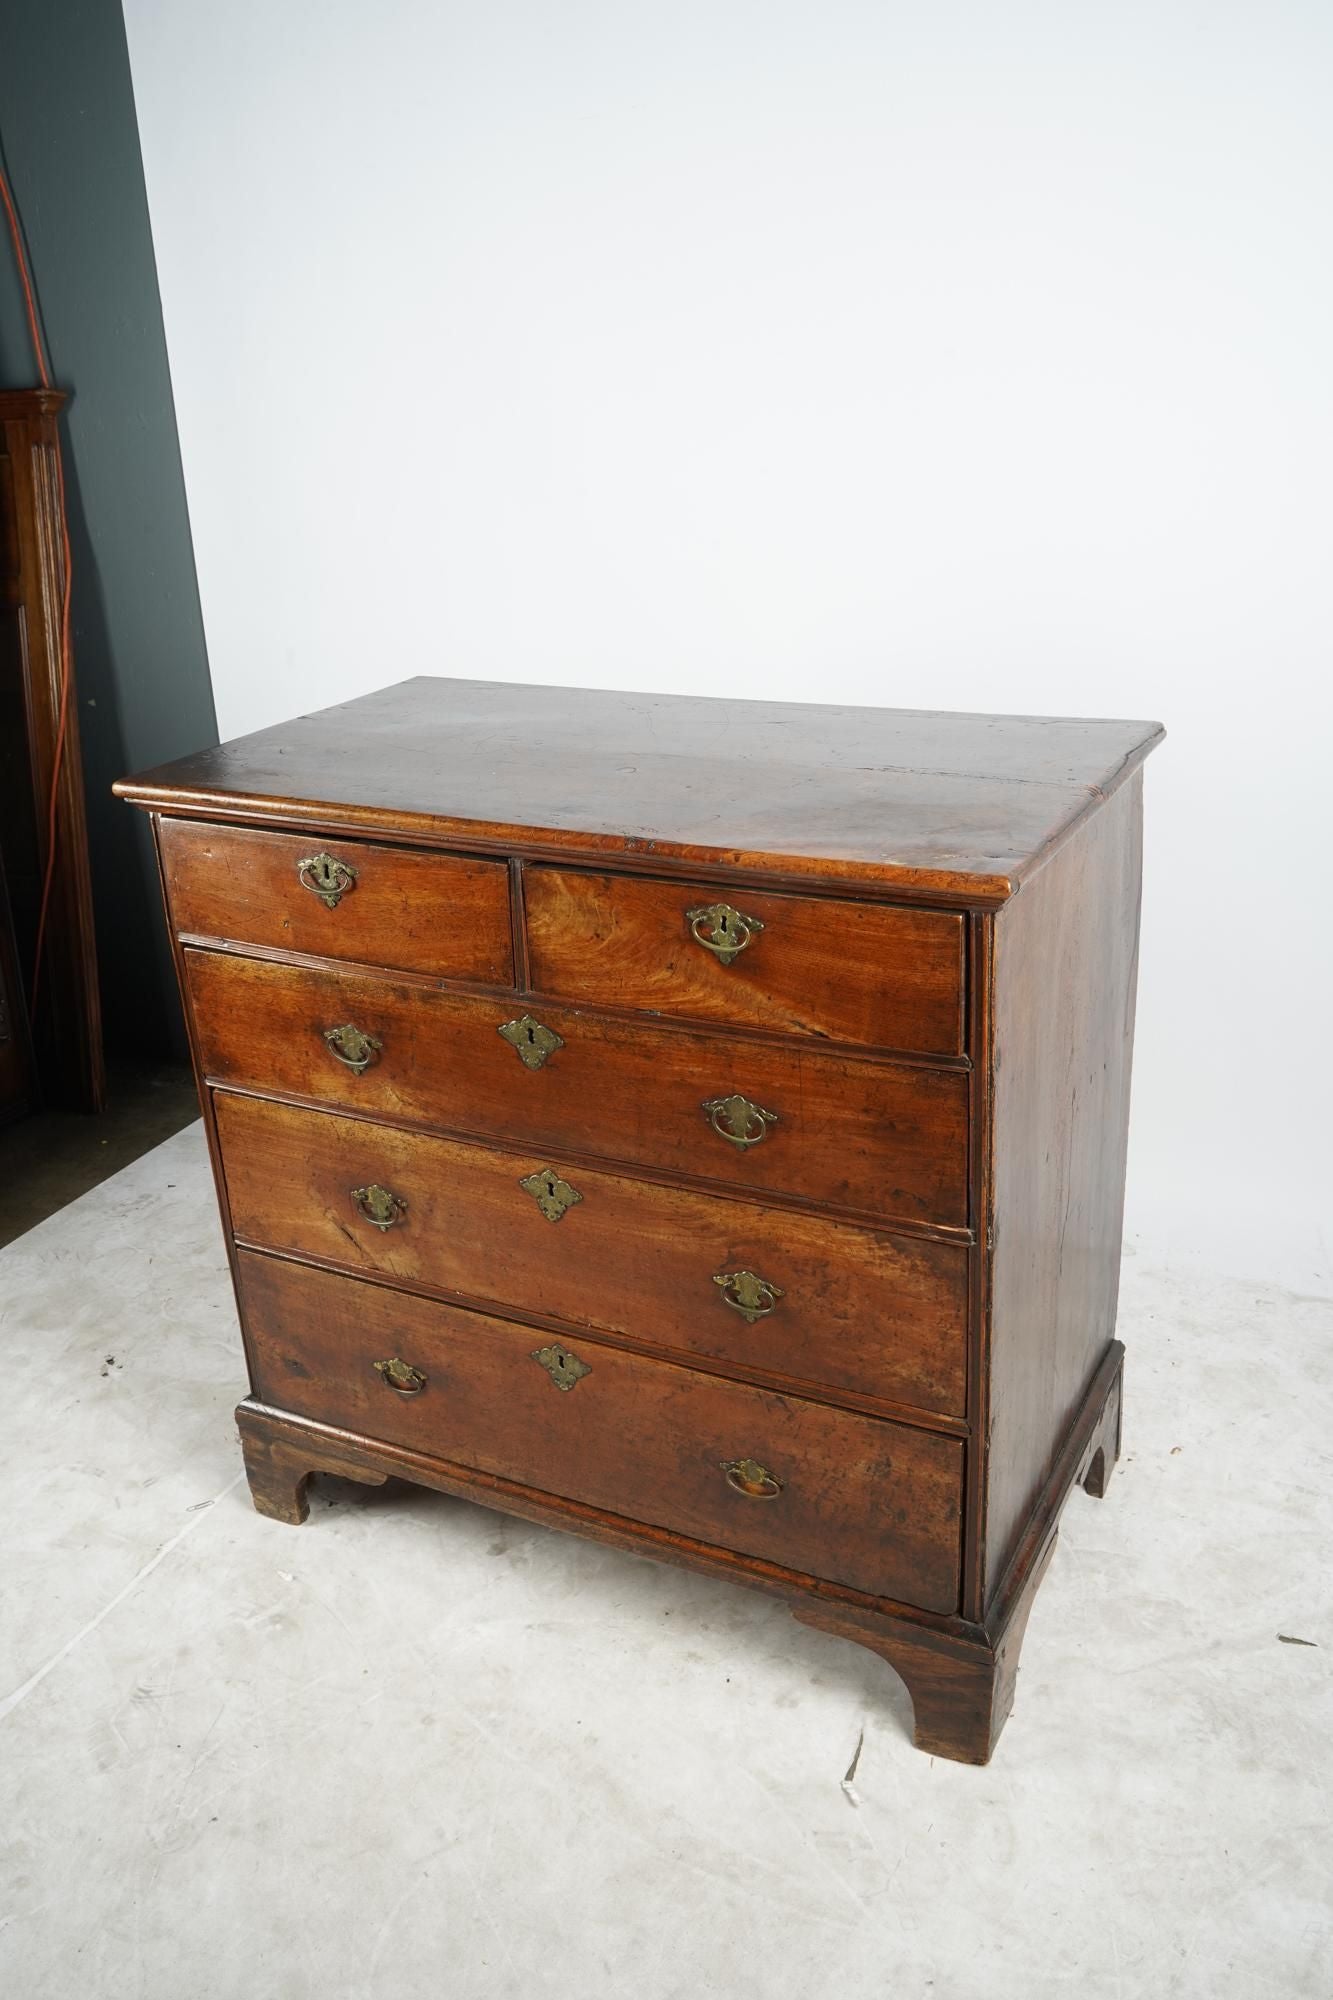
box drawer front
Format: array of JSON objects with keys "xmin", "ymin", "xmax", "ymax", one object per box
[
  {"xmin": 216, "ymin": 1093, "xmax": 969, "ymax": 1416},
  {"xmin": 187, "ymin": 949, "xmax": 969, "ymax": 1227},
  {"xmin": 526, "ymin": 867, "xmax": 965, "ymax": 1056},
  {"xmin": 159, "ymin": 818, "xmax": 513, "ymax": 986},
  {"xmin": 238, "ymin": 1251, "xmax": 963, "ymax": 1612}
]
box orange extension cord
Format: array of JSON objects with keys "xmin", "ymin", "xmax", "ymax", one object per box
[{"xmin": 0, "ymin": 152, "xmax": 76, "ymax": 1020}]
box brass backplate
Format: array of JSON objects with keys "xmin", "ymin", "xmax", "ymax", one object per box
[
  {"xmin": 531, "ymin": 1342, "xmax": 591, "ymax": 1391},
  {"xmin": 498, "ymin": 1013, "xmax": 564, "ymax": 1070},
  {"xmin": 519, "ymin": 1166, "xmax": 583, "ymax": 1222}
]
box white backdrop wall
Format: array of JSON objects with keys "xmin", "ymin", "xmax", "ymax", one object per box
[{"xmin": 123, "ymin": 0, "xmax": 1331, "ymax": 1291}]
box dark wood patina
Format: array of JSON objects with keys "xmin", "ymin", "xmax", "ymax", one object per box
[{"xmin": 117, "ymin": 674, "xmax": 1161, "ymax": 1764}]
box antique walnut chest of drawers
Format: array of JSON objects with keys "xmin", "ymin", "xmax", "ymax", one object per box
[{"xmin": 117, "ymin": 677, "xmax": 1162, "ymax": 1764}]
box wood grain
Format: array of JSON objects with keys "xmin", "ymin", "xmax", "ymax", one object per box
[
  {"xmin": 214, "ymin": 1089, "xmax": 969, "ymax": 1417},
  {"xmin": 185, "ymin": 947, "xmax": 970, "ymax": 1228},
  {"xmin": 525, "ymin": 865, "xmax": 964, "ymax": 1054},
  {"xmin": 237, "ymin": 1249, "xmax": 964, "ymax": 1612}
]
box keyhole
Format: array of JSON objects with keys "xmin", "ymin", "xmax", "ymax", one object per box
[{"xmin": 526, "ymin": 1024, "xmax": 536, "ymax": 1045}]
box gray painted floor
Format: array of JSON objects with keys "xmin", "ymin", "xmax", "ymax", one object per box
[{"xmin": 2, "ymin": 1124, "xmax": 1330, "ymax": 1999}]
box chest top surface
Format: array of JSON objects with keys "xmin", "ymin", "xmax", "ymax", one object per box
[{"xmin": 115, "ymin": 676, "xmax": 1162, "ymax": 904}]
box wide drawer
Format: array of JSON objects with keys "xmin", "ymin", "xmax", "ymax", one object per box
[
  {"xmin": 187, "ymin": 949, "xmax": 969, "ymax": 1227},
  {"xmin": 526, "ymin": 867, "xmax": 965, "ymax": 1055},
  {"xmin": 159, "ymin": 818, "xmax": 513, "ymax": 986},
  {"xmin": 237, "ymin": 1250, "xmax": 964, "ymax": 1612},
  {"xmin": 215, "ymin": 1092, "xmax": 969, "ymax": 1416}
]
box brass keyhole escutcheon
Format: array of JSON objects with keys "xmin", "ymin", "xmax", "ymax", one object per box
[
  {"xmin": 498, "ymin": 1013, "xmax": 564, "ymax": 1071},
  {"xmin": 350, "ymin": 1183, "xmax": 408, "ymax": 1231},
  {"xmin": 721, "ymin": 1457, "xmax": 783, "ymax": 1500},
  {"xmin": 530, "ymin": 1342, "xmax": 591, "ymax": 1392},
  {"xmin": 686, "ymin": 901, "xmax": 764, "ymax": 967},
  {"xmin": 713, "ymin": 1269, "xmax": 784, "ymax": 1324},
  {"xmin": 702, "ymin": 1093, "xmax": 779, "ymax": 1149},
  {"xmin": 323, "ymin": 1023, "xmax": 382, "ymax": 1073},
  {"xmin": 518, "ymin": 1166, "xmax": 583, "ymax": 1223},
  {"xmin": 298, "ymin": 851, "xmax": 357, "ymax": 908},
  {"xmin": 374, "ymin": 1356, "xmax": 427, "ymax": 1395}
]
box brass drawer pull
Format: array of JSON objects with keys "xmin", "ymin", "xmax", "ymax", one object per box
[
  {"xmin": 531, "ymin": 1342, "xmax": 591, "ymax": 1392},
  {"xmin": 298, "ymin": 851, "xmax": 357, "ymax": 908},
  {"xmin": 323, "ymin": 1023, "xmax": 382, "ymax": 1073},
  {"xmin": 498, "ymin": 1012, "xmax": 564, "ymax": 1070},
  {"xmin": 519, "ymin": 1165, "xmax": 583, "ymax": 1222},
  {"xmin": 350, "ymin": 1183, "xmax": 407, "ymax": 1231},
  {"xmin": 721, "ymin": 1457, "xmax": 783, "ymax": 1500},
  {"xmin": 374, "ymin": 1356, "xmax": 427, "ymax": 1395},
  {"xmin": 702, "ymin": 1093, "xmax": 778, "ymax": 1149},
  {"xmin": 686, "ymin": 901, "xmax": 764, "ymax": 966},
  {"xmin": 713, "ymin": 1269, "xmax": 784, "ymax": 1323}
]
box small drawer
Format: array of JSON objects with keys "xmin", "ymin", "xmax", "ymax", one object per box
[
  {"xmin": 525, "ymin": 867, "xmax": 964, "ymax": 1055},
  {"xmin": 159, "ymin": 819, "xmax": 513, "ymax": 986},
  {"xmin": 216, "ymin": 1093, "xmax": 969, "ymax": 1417},
  {"xmin": 186, "ymin": 949, "xmax": 969, "ymax": 1228},
  {"xmin": 237, "ymin": 1250, "xmax": 964, "ymax": 1613}
]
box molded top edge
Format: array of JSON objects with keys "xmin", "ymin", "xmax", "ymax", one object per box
[{"xmin": 115, "ymin": 675, "xmax": 1163, "ymax": 906}]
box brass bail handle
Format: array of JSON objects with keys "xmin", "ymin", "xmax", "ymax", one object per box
[
  {"xmin": 350, "ymin": 1183, "xmax": 407, "ymax": 1231},
  {"xmin": 713, "ymin": 1269, "xmax": 784, "ymax": 1323},
  {"xmin": 702, "ymin": 1093, "xmax": 778, "ymax": 1150},
  {"xmin": 323, "ymin": 1023, "xmax": 383, "ymax": 1074},
  {"xmin": 721, "ymin": 1457, "xmax": 783, "ymax": 1500},
  {"xmin": 686, "ymin": 901, "xmax": 764, "ymax": 967},
  {"xmin": 298, "ymin": 851, "xmax": 357, "ymax": 909},
  {"xmin": 374, "ymin": 1356, "xmax": 426, "ymax": 1395}
]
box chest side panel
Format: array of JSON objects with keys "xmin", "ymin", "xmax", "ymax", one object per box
[{"xmin": 981, "ymin": 771, "xmax": 1145, "ymax": 1604}]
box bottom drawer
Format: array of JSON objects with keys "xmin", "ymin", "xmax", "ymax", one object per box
[{"xmin": 237, "ymin": 1251, "xmax": 963, "ymax": 1614}]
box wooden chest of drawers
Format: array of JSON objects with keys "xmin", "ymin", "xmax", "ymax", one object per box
[{"xmin": 117, "ymin": 677, "xmax": 1162, "ymax": 1764}]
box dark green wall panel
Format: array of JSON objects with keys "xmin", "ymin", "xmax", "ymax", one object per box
[{"xmin": 0, "ymin": 0, "xmax": 216, "ymax": 1063}]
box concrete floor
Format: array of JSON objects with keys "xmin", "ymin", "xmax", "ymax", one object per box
[{"xmin": 2, "ymin": 1125, "xmax": 1330, "ymax": 1999}]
